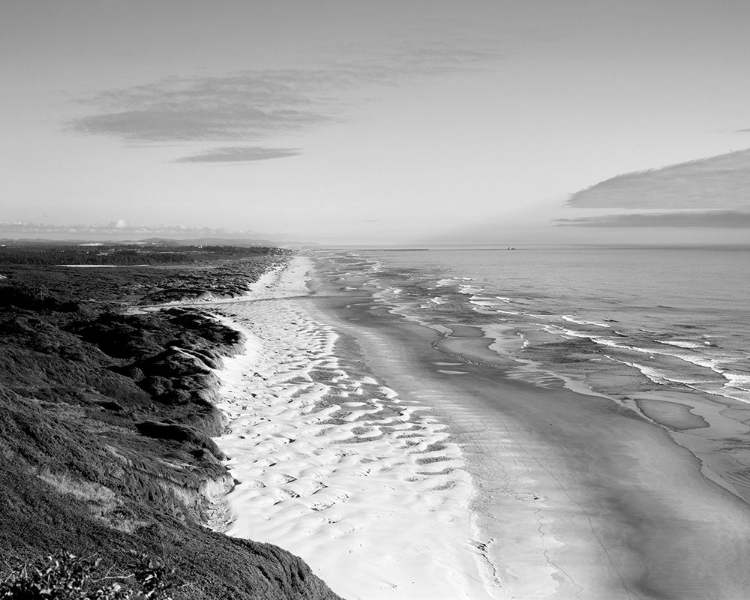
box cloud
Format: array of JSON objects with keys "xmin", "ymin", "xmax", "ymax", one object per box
[
  {"xmin": 568, "ymin": 148, "xmax": 750, "ymax": 210},
  {"xmin": 556, "ymin": 210, "xmax": 750, "ymax": 228},
  {"xmin": 74, "ymin": 104, "xmax": 328, "ymax": 142},
  {"xmin": 68, "ymin": 41, "xmax": 507, "ymax": 145},
  {"xmin": 175, "ymin": 146, "xmax": 301, "ymax": 163}
]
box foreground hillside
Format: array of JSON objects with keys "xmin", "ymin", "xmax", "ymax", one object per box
[{"xmin": 0, "ymin": 243, "xmax": 343, "ymax": 600}]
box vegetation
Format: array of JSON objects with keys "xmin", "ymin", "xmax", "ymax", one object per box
[
  {"xmin": 0, "ymin": 553, "xmax": 173, "ymax": 599},
  {"xmin": 0, "ymin": 244, "xmax": 287, "ymax": 266},
  {"xmin": 0, "ymin": 244, "xmax": 290, "ymax": 307},
  {"xmin": 0, "ymin": 244, "xmax": 342, "ymax": 600}
]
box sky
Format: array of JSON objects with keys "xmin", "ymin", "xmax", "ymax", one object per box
[{"xmin": 2, "ymin": 0, "xmax": 750, "ymax": 246}]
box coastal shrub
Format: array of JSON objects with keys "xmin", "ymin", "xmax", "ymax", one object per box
[{"xmin": 0, "ymin": 552, "xmax": 174, "ymax": 599}]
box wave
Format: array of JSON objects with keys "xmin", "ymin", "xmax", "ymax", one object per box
[
  {"xmin": 345, "ymin": 249, "xmax": 750, "ymax": 406},
  {"xmin": 561, "ymin": 315, "xmax": 612, "ymax": 328}
]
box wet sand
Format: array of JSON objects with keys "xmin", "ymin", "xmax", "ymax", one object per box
[{"xmin": 307, "ymin": 261, "xmax": 750, "ymax": 600}]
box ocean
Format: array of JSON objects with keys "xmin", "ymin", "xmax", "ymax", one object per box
[{"xmin": 321, "ymin": 245, "xmax": 750, "ymax": 406}]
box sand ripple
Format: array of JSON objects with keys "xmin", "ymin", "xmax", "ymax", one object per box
[{"xmin": 211, "ymin": 277, "xmax": 497, "ymax": 599}]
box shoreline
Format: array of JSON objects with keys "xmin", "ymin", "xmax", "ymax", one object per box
[
  {"xmin": 211, "ymin": 257, "xmax": 497, "ymax": 600},
  {"xmin": 451, "ymin": 321, "xmax": 750, "ymax": 509},
  {"xmin": 208, "ymin": 254, "xmax": 750, "ymax": 599},
  {"xmin": 305, "ymin": 254, "xmax": 750, "ymax": 598}
]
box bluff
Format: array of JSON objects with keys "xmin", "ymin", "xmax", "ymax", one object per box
[{"xmin": 0, "ymin": 244, "xmax": 343, "ymax": 600}]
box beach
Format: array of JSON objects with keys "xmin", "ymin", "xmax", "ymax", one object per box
[
  {"xmin": 213, "ymin": 258, "xmax": 496, "ymax": 600},
  {"xmin": 212, "ymin": 254, "xmax": 750, "ymax": 600}
]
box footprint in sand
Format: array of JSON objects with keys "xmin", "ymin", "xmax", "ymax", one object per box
[
  {"xmin": 265, "ymin": 473, "xmax": 297, "ymax": 485},
  {"xmin": 310, "ymin": 490, "xmax": 350, "ymax": 512},
  {"xmin": 273, "ymin": 489, "xmax": 301, "ymax": 504},
  {"xmin": 287, "ymin": 479, "xmax": 327, "ymax": 497}
]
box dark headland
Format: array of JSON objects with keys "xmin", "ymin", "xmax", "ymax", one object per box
[{"xmin": 0, "ymin": 242, "xmax": 343, "ymax": 600}]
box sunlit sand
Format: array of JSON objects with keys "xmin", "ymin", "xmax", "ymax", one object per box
[{"xmin": 212, "ymin": 258, "xmax": 497, "ymax": 600}]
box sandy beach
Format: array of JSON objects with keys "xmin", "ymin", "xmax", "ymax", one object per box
[
  {"xmin": 209, "ymin": 256, "xmax": 750, "ymax": 600},
  {"xmin": 212, "ymin": 258, "xmax": 497, "ymax": 600}
]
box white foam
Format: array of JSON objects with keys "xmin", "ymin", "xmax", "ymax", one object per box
[
  {"xmin": 725, "ymin": 373, "xmax": 750, "ymax": 388},
  {"xmin": 561, "ymin": 315, "xmax": 611, "ymax": 328},
  {"xmin": 546, "ymin": 326, "xmax": 734, "ymax": 381},
  {"xmin": 60, "ymin": 264, "xmax": 124, "ymax": 268},
  {"xmin": 469, "ymin": 298, "xmax": 497, "ymax": 307},
  {"xmin": 659, "ymin": 340, "xmax": 704, "ymax": 349}
]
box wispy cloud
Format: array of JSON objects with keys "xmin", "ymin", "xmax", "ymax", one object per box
[
  {"xmin": 68, "ymin": 40, "xmax": 507, "ymax": 155},
  {"xmin": 568, "ymin": 148, "xmax": 750, "ymax": 210},
  {"xmin": 175, "ymin": 146, "xmax": 301, "ymax": 163},
  {"xmin": 556, "ymin": 210, "xmax": 750, "ymax": 228}
]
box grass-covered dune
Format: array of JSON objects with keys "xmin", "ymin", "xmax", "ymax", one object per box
[{"xmin": 0, "ymin": 243, "xmax": 343, "ymax": 600}]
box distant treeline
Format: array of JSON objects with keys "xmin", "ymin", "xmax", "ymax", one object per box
[{"xmin": 0, "ymin": 244, "xmax": 290, "ymax": 266}]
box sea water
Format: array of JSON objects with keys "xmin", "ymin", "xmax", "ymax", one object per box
[{"xmin": 319, "ymin": 245, "xmax": 750, "ymax": 405}]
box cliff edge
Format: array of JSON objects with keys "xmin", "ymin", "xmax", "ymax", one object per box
[{"xmin": 0, "ymin": 243, "xmax": 343, "ymax": 600}]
